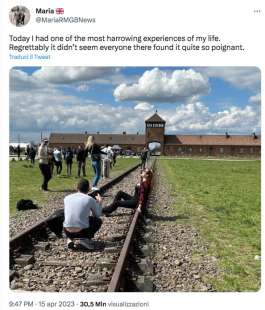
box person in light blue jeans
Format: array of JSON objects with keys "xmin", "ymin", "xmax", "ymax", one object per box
[
  {"xmin": 92, "ymin": 159, "xmax": 101, "ymax": 188},
  {"xmin": 86, "ymin": 136, "xmax": 107, "ymax": 190}
]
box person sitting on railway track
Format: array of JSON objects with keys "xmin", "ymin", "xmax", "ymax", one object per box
[
  {"xmin": 63, "ymin": 178, "xmax": 103, "ymax": 250},
  {"xmin": 102, "ymin": 169, "xmax": 152, "ymax": 215}
]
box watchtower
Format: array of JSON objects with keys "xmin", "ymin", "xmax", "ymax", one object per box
[{"xmin": 145, "ymin": 112, "xmax": 166, "ymax": 153}]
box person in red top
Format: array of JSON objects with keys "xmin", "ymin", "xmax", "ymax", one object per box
[{"xmin": 102, "ymin": 169, "xmax": 152, "ymax": 215}]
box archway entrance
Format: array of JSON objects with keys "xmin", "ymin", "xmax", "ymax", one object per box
[{"xmin": 148, "ymin": 141, "xmax": 162, "ymax": 155}]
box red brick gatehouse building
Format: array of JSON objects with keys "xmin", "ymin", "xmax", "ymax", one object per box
[{"xmin": 49, "ymin": 112, "xmax": 261, "ymax": 157}]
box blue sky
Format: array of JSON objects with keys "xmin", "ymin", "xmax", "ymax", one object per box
[{"xmin": 10, "ymin": 66, "xmax": 261, "ymax": 142}]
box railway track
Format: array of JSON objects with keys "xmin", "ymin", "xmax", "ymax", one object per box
[{"xmin": 10, "ymin": 160, "xmax": 155, "ymax": 292}]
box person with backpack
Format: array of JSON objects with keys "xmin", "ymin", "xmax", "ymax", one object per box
[{"xmin": 65, "ymin": 147, "xmax": 74, "ymax": 176}]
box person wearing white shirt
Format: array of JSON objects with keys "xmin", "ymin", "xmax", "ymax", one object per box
[
  {"xmin": 63, "ymin": 178, "xmax": 102, "ymax": 250},
  {"xmin": 53, "ymin": 148, "xmax": 63, "ymax": 175}
]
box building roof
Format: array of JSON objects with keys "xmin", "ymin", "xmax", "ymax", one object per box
[
  {"xmin": 49, "ymin": 132, "xmax": 261, "ymax": 147},
  {"xmin": 49, "ymin": 133, "xmax": 146, "ymax": 146},
  {"xmin": 145, "ymin": 113, "xmax": 166, "ymax": 123},
  {"xmin": 164, "ymin": 135, "xmax": 261, "ymax": 146}
]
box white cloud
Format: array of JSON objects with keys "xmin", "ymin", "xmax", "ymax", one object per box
[
  {"xmin": 249, "ymin": 93, "xmax": 261, "ymax": 105},
  {"xmin": 114, "ymin": 68, "xmax": 209, "ymax": 103},
  {"xmin": 134, "ymin": 102, "xmax": 154, "ymax": 111},
  {"xmin": 163, "ymin": 102, "xmax": 260, "ymax": 134},
  {"xmin": 10, "ymin": 69, "xmax": 49, "ymax": 91},
  {"xmin": 10, "ymin": 71, "xmax": 151, "ymax": 141},
  {"xmin": 199, "ymin": 67, "xmax": 260, "ymax": 92},
  {"xmin": 10, "ymin": 68, "xmax": 261, "ymax": 142},
  {"xmin": 76, "ymin": 84, "xmax": 90, "ymax": 92},
  {"xmin": 32, "ymin": 67, "xmax": 119, "ymax": 84}
]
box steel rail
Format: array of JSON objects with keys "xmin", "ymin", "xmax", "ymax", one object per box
[
  {"xmin": 107, "ymin": 159, "xmax": 155, "ymax": 292},
  {"xmin": 10, "ymin": 162, "xmax": 141, "ymax": 252},
  {"xmin": 107, "ymin": 208, "xmax": 140, "ymax": 291}
]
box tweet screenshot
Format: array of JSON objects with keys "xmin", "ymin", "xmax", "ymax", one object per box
[{"xmin": 0, "ymin": 0, "xmax": 264, "ymax": 309}]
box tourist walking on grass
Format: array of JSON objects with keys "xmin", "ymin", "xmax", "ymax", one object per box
[
  {"xmin": 53, "ymin": 148, "xmax": 63, "ymax": 175},
  {"xmin": 65, "ymin": 147, "xmax": 74, "ymax": 176},
  {"xmin": 29, "ymin": 146, "xmax": 36, "ymax": 165},
  {"xmin": 17, "ymin": 145, "xmax": 21, "ymax": 160},
  {"xmin": 76, "ymin": 145, "xmax": 87, "ymax": 177},
  {"xmin": 112, "ymin": 151, "xmax": 117, "ymax": 167},
  {"xmin": 85, "ymin": 136, "xmax": 107, "ymax": 190},
  {"xmin": 38, "ymin": 138, "xmax": 52, "ymax": 191}
]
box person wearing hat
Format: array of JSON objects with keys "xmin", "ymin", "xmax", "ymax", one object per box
[{"xmin": 38, "ymin": 138, "xmax": 52, "ymax": 191}]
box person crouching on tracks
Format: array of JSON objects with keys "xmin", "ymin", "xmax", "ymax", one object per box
[
  {"xmin": 38, "ymin": 138, "xmax": 52, "ymax": 191},
  {"xmin": 102, "ymin": 169, "xmax": 152, "ymax": 216},
  {"xmin": 63, "ymin": 178, "xmax": 103, "ymax": 250},
  {"xmin": 85, "ymin": 136, "xmax": 107, "ymax": 191}
]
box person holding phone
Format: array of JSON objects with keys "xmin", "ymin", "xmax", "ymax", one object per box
[{"xmin": 63, "ymin": 178, "xmax": 103, "ymax": 250}]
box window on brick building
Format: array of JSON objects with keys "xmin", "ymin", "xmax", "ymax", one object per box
[
  {"xmin": 250, "ymin": 147, "xmax": 254, "ymax": 153},
  {"xmin": 220, "ymin": 147, "xmax": 224, "ymax": 154},
  {"xmin": 178, "ymin": 147, "xmax": 182, "ymax": 152},
  {"xmin": 240, "ymin": 148, "xmax": 244, "ymax": 153}
]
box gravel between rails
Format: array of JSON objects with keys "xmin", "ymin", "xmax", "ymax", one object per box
[
  {"xmin": 149, "ymin": 164, "xmax": 219, "ymax": 292},
  {"xmin": 10, "ymin": 169, "xmax": 139, "ymax": 238},
  {"xmin": 10, "ymin": 169, "xmax": 141, "ymax": 292}
]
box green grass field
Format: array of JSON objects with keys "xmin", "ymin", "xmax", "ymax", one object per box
[
  {"xmin": 159, "ymin": 158, "xmax": 261, "ymax": 291},
  {"xmin": 10, "ymin": 157, "xmax": 139, "ymax": 216}
]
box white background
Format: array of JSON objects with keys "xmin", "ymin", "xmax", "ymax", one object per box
[{"xmin": 0, "ymin": 0, "xmax": 264, "ymax": 309}]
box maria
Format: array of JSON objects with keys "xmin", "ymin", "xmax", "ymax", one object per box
[{"xmin": 36, "ymin": 8, "xmax": 55, "ymax": 14}]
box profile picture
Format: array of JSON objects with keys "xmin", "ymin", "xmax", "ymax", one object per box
[{"xmin": 9, "ymin": 6, "xmax": 30, "ymax": 27}]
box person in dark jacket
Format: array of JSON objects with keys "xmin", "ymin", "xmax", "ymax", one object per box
[
  {"xmin": 65, "ymin": 147, "xmax": 74, "ymax": 176},
  {"xmin": 140, "ymin": 147, "xmax": 148, "ymax": 169},
  {"xmin": 29, "ymin": 146, "xmax": 36, "ymax": 165},
  {"xmin": 76, "ymin": 145, "xmax": 87, "ymax": 177},
  {"xmin": 102, "ymin": 169, "xmax": 152, "ymax": 215},
  {"xmin": 85, "ymin": 136, "xmax": 107, "ymax": 190},
  {"xmin": 17, "ymin": 145, "xmax": 21, "ymax": 159}
]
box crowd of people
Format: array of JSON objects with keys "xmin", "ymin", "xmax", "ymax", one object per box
[
  {"xmin": 20, "ymin": 135, "xmax": 152, "ymax": 250},
  {"xmin": 36, "ymin": 136, "xmax": 129, "ymax": 192}
]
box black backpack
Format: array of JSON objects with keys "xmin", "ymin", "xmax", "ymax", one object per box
[{"xmin": 16, "ymin": 199, "xmax": 38, "ymax": 211}]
